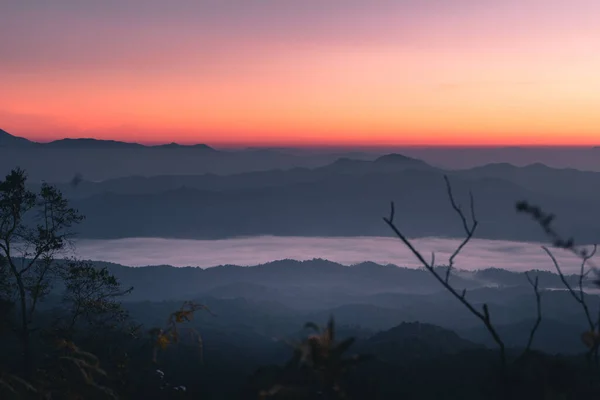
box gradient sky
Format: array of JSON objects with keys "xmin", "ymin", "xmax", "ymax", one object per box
[{"xmin": 2, "ymin": 0, "xmax": 600, "ymax": 146}]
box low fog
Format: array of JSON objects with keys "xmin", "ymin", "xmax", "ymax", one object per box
[{"xmin": 73, "ymin": 236, "xmax": 590, "ymax": 273}]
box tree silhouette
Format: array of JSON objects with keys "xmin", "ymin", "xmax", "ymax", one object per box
[
  {"xmin": 61, "ymin": 259, "xmax": 133, "ymax": 334},
  {"xmin": 0, "ymin": 168, "xmax": 84, "ymax": 377}
]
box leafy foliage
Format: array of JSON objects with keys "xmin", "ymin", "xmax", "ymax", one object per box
[
  {"xmin": 149, "ymin": 301, "xmax": 215, "ymax": 363},
  {"xmin": 260, "ymin": 317, "xmax": 370, "ymax": 400}
]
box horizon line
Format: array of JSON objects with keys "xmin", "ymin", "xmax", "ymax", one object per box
[{"xmin": 5, "ymin": 129, "xmax": 600, "ymax": 149}]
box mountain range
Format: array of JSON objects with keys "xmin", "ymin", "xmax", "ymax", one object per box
[
  {"xmin": 0, "ymin": 128, "xmax": 216, "ymax": 150},
  {"xmin": 98, "ymin": 258, "xmax": 593, "ymax": 356},
  {"xmin": 0, "ymin": 129, "xmax": 380, "ymax": 182},
  {"xmin": 3, "ymin": 128, "xmax": 600, "ymax": 243},
  {"xmin": 62, "ymin": 157, "xmax": 600, "ymax": 243},
  {"xmin": 4, "ymin": 128, "xmax": 600, "ymax": 182}
]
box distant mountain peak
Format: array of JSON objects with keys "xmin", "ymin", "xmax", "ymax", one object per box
[
  {"xmin": 465, "ymin": 161, "xmax": 554, "ymax": 173},
  {"xmin": 322, "ymin": 153, "xmax": 432, "ymax": 173},
  {"xmin": 0, "ymin": 129, "xmax": 35, "ymax": 147},
  {"xmin": 159, "ymin": 142, "xmax": 181, "ymax": 148},
  {"xmin": 45, "ymin": 138, "xmax": 144, "ymax": 149},
  {"xmin": 374, "ymin": 153, "xmax": 424, "ymax": 164},
  {"xmin": 153, "ymin": 142, "xmax": 215, "ymax": 151},
  {"xmin": 366, "ymin": 321, "xmax": 482, "ymax": 360}
]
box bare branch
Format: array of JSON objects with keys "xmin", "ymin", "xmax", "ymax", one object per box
[
  {"xmin": 542, "ymin": 246, "xmax": 594, "ymax": 331},
  {"xmin": 521, "ymin": 272, "xmax": 542, "ymax": 357},
  {"xmin": 384, "ymin": 176, "xmax": 506, "ymax": 367},
  {"xmin": 388, "ymin": 201, "xmax": 395, "ymax": 223},
  {"xmin": 517, "ymin": 203, "xmax": 600, "ymax": 365},
  {"xmin": 579, "ymin": 245, "xmax": 597, "ymax": 307},
  {"xmin": 382, "ymin": 207, "xmax": 430, "ymax": 269},
  {"xmin": 444, "ymin": 176, "xmax": 478, "ymax": 283},
  {"xmin": 444, "ymin": 175, "xmax": 471, "ymax": 234}
]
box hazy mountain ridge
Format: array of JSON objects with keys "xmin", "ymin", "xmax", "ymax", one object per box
[
  {"xmin": 68, "ymin": 166, "xmax": 600, "ymax": 242},
  {"xmin": 0, "ymin": 128, "xmax": 383, "ymax": 182},
  {"xmin": 456, "ymin": 162, "xmax": 600, "ymax": 200},
  {"xmin": 5, "ymin": 127, "xmax": 600, "ymax": 243},
  {"xmin": 100, "ymin": 258, "xmax": 596, "ymax": 355},
  {"xmin": 4, "ymin": 127, "xmax": 600, "ymax": 185},
  {"xmin": 98, "ymin": 258, "xmax": 592, "ymax": 303},
  {"xmin": 43, "ymin": 152, "xmax": 600, "ymax": 204},
  {"xmin": 321, "ymin": 153, "xmax": 435, "ymax": 174}
]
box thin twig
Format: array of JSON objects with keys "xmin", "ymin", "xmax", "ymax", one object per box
[
  {"xmin": 542, "ymin": 245, "xmax": 600, "ymax": 365},
  {"xmin": 443, "ymin": 176, "xmax": 477, "ymax": 283},
  {"xmin": 580, "ymin": 245, "xmax": 597, "ymax": 316},
  {"xmin": 517, "ymin": 202, "xmax": 600, "ymax": 365},
  {"xmin": 521, "ymin": 272, "xmax": 542, "ymax": 358},
  {"xmin": 579, "ymin": 245, "xmax": 599, "ymax": 363},
  {"xmin": 542, "ymin": 246, "xmax": 594, "ymax": 331}
]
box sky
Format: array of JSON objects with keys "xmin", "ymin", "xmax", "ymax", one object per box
[{"xmin": 1, "ymin": 0, "xmax": 600, "ymax": 146}]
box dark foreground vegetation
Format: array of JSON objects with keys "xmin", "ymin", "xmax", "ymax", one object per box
[{"xmin": 2, "ymin": 168, "xmax": 600, "ymax": 399}]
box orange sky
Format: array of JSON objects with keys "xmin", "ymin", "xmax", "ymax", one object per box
[{"xmin": 1, "ymin": 1, "xmax": 600, "ymax": 146}]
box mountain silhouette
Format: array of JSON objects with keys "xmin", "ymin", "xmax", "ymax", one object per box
[
  {"xmin": 0, "ymin": 129, "xmax": 34, "ymax": 147},
  {"xmin": 0, "ymin": 128, "xmax": 216, "ymax": 151},
  {"xmin": 153, "ymin": 142, "xmax": 215, "ymax": 151},
  {"xmin": 320, "ymin": 153, "xmax": 434, "ymax": 174},
  {"xmin": 45, "ymin": 138, "xmax": 145, "ymax": 149},
  {"xmin": 373, "ymin": 153, "xmax": 431, "ymax": 167},
  {"xmin": 361, "ymin": 322, "xmax": 483, "ymax": 362}
]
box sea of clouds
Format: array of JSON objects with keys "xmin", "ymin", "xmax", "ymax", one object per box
[{"xmin": 72, "ymin": 236, "xmax": 594, "ymax": 274}]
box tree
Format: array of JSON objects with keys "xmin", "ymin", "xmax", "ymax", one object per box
[
  {"xmin": 0, "ymin": 168, "xmax": 84, "ymax": 377},
  {"xmin": 60, "ymin": 259, "xmax": 133, "ymax": 334}
]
